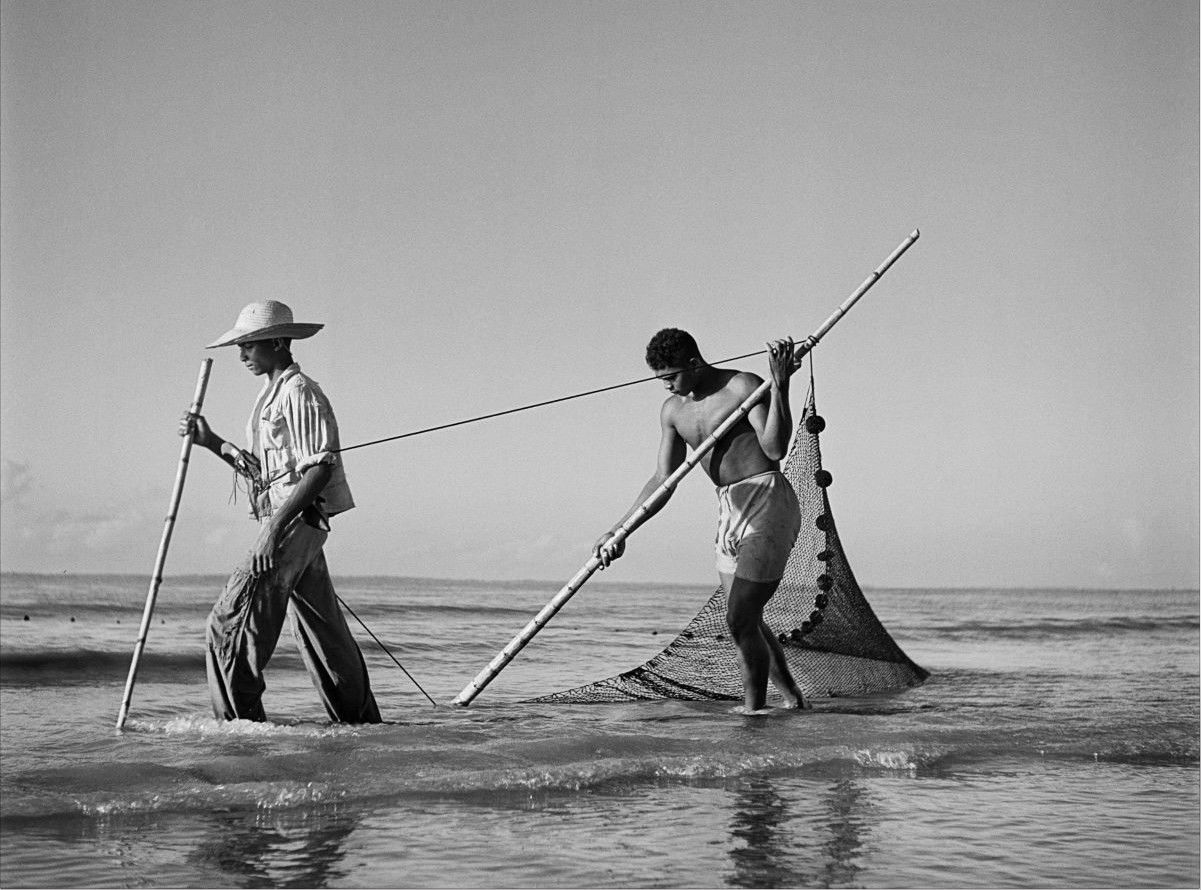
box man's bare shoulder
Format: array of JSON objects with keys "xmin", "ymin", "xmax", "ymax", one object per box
[
  {"xmin": 659, "ymin": 393, "xmax": 686, "ymax": 422},
  {"xmin": 723, "ymin": 369, "xmax": 764, "ymax": 396}
]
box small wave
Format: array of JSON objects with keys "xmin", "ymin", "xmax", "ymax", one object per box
[
  {"xmin": 75, "ymin": 780, "xmax": 347, "ymax": 818},
  {"xmin": 0, "ymin": 740, "xmax": 946, "ymax": 823},
  {"xmin": 1092, "ymin": 739, "xmax": 1200, "ymax": 766},
  {"xmin": 0, "ymin": 650, "xmax": 205, "ymax": 686},
  {"xmin": 10, "ymin": 729, "xmax": 1194, "ymax": 825},
  {"xmin": 0, "ymin": 650, "xmax": 191, "ymax": 669},
  {"xmin": 380, "ymin": 601, "xmax": 546, "ymax": 618},
  {"xmin": 132, "ymin": 714, "xmax": 362, "ymax": 739},
  {"xmin": 919, "ymin": 615, "xmax": 1199, "ymax": 638},
  {"xmin": 0, "ymin": 649, "xmax": 322, "ymax": 685},
  {"xmin": 853, "ymin": 748, "xmax": 920, "ymax": 771}
]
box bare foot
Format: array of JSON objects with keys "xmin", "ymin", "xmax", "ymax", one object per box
[
  {"xmin": 732, "ymin": 705, "xmax": 776, "ymax": 716},
  {"xmin": 779, "ymin": 696, "xmax": 812, "ymax": 710}
]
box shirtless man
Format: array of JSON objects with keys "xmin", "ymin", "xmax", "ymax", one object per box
[{"xmin": 593, "ymin": 328, "xmax": 813, "ymax": 713}]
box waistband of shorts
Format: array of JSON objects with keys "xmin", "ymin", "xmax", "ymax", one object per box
[{"xmin": 715, "ymin": 469, "xmax": 785, "ymax": 493}]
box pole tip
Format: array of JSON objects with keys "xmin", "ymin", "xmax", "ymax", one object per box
[{"xmin": 911, "ymin": 228, "xmax": 921, "ymax": 239}]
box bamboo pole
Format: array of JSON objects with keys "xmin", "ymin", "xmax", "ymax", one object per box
[
  {"xmin": 452, "ymin": 229, "xmax": 920, "ymax": 706},
  {"xmin": 116, "ymin": 358, "xmax": 214, "ymax": 730}
]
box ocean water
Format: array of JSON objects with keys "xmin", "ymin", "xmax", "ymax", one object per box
[{"xmin": 0, "ymin": 573, "xmax": 1196, "ymax": 889}]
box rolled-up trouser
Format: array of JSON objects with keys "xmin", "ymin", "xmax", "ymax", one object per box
[
  {"xmin": 714, "ymin": 470, "xmax": 802, "ymax": 583},
  {"xmin": 206, "ymin": 517, "xmax": 381, "ymax": 724}
]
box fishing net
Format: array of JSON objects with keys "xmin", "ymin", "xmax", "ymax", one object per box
[{"xmin": 530, "ymin": 369, "xmax": 928, "ymax": 704}]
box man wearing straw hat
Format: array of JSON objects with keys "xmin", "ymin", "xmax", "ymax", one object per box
[{"xmin": 179, "ymin": 300, "xmax": 381, "ymax": 724}]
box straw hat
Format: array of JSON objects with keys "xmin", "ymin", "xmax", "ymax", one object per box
[{"xmin": 205, "ymin": 301, "xmax": 324, "ymax": 349}]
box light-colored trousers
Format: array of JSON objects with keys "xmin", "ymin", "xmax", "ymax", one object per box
[{"xmin": 205, "ymin": 518, "xmax": 381, "ymax": 724}]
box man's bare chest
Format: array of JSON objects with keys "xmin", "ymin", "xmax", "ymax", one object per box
[{"xmin": 673, "ymin": 390, "xmax": 749, "ymax": 446}]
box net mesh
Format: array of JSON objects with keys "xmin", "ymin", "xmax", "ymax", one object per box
[{"xmin": 530, "ymin": 369, "xmax": 929, "ymax": 704}]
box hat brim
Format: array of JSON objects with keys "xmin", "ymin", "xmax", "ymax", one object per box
[{"xmin": 205, "ymin": 322, "xmax": 324, "ymax": 349}]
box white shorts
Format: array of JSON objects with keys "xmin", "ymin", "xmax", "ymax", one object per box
[{"xmin": 714, "ymin": 470, "xmax": 802, "ymax": 583}]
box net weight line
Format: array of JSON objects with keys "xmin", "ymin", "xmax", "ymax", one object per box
[{"xmin": 452, "ymin": 229, "xmax": 920, "ymax": 706}]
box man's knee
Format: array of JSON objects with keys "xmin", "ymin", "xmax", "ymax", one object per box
[
  {"xmin": 725, "ymin": 607, "xmax": 758, "ymax": 639},
  {"xmin": 208, "ymin": 569, "xmax": 251, "ymax": 637},
  {"xmin": 725, "ymin": 576, "xmax": 779, "ymax": 636}
]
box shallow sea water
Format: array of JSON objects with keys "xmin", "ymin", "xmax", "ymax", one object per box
[{"xmin": 1, "ymin": 575, "xmax": 1197, "ymax": 888}]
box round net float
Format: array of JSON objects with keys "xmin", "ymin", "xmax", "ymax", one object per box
[
  {"xmin": 814, "ymin": 469, "xmax": 833, "ymax": 488},
  {"xmin": 815, "ymin": 514, "xmax": 831, "ymax": 531},
  {"xmin": 817, "ymin": 548, "xmax": 834, "ymax": 562},
  {"xmin": 817, "ymin": 573, "xmax": 833, "ymax": 591},
  {"xmin": 815, "ymin": 593, "xmax": 829, "ymax": 609},
  {"xmin": 805, "ymin": 414, "xmax": 826, "ymax": 434}
]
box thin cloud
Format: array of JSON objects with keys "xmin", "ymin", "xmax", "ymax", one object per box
[{"xmin": 0, "ymin": 460, "xmax": 33, "ymax": 505}]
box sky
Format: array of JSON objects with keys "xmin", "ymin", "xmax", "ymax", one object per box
[{"xmin": 1, "ymin": 1, "xmax": 1197, "ymax": 589}]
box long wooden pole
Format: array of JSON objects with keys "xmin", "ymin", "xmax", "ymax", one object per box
[
  {"xmin": 116, "ymin": 358, "xmax": 214, "ymax": 730},
  {"xmin": 453, "ymin": 229, "xmax": 920, "ymax": 706}
]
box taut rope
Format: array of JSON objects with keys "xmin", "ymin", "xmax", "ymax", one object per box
[
  {"xmin": 332, "ymin": 348, "xmax": 775, "ymax": 456},
  {"xmin": 337, "ymin": 595, "xmax": 438, "ymax": 707}
]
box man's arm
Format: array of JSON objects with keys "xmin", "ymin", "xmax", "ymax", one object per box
[
  {"xmin": 248, "ymin": 462, "xmax": 332, "ymax": 575},
  {"xmin": 593, "ymin": 399, "xmax": 687, "ymax": 568},
  {"xmin": 179, "ymin": 413, "xmax": 256, "ymax": 473},
  {"xmin": 745, "ymin": 338, "xmax": 797, "ymax": 461}
]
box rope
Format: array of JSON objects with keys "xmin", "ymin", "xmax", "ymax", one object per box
[
  {"xmin": 333, "ymin": 346, "xmax": 776, "ymax": 455},
  {"xmin": 337, "ymin": 594, "xmax": 438, "ymax": 707}
]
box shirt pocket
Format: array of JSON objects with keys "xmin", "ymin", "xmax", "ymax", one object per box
[{"xmin": 259, "ymin": 410, "xmax": 290, "ymax": 451}]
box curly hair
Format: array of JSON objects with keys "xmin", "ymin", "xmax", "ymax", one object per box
[{"xmin": 644, "ymin": 328, "xmax": 701, "ymax": 370}]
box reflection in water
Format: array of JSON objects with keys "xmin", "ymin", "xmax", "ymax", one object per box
[
  {"xmin": 186, "ymin": 804, "xmax": 359, "ymax": 888},
  {"xmin": 815, "ymin": 779, "xmax": 868, "ymax": 888},
  {"xmin": 726, "ymin": 776, "xmax": 868, "ymax": 888},
  {"xmin": 728, "ymin": 777, "xmax": 800, "ymax": 888}
]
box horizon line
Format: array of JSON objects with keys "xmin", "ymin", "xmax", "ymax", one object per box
[{"xmin": 0, "ymin": 570, "xmax": 1196, "ymax": 594}]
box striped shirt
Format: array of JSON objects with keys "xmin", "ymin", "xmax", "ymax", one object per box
[{"xmin": 246, "ymin": 364, "xmax": 355, "ymax": 519}]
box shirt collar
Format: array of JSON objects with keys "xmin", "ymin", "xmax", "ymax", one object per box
[{"xmin": 255, "ymin": 363, "xmax": 302, "ymax": 412}]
